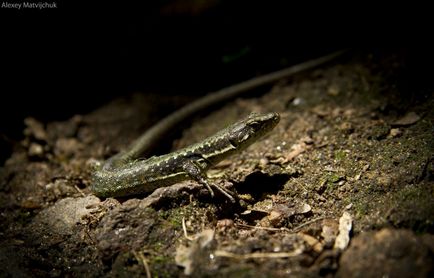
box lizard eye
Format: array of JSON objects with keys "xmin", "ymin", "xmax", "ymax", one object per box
[
  {"xmin": 229, "ymin": 125, "xmax": 253, "ymax": 147},
  {"xmin": 248, "ymin": 121, "xmax": 261, "ymax": 131},
  {"xmin": 241, "ymin": 133, "xmax": 251, "ymax": 141}
]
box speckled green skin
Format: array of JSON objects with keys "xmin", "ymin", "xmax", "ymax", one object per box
[{"xmin": 91, "ymin": 113, "xmax": 280, "ymax": 198}]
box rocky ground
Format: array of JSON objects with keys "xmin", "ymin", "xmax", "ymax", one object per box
[{"xmin": 1, "ymin": 50, "xmax": 433, "ymax": 277}]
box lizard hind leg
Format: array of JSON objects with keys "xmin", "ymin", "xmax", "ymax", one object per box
[
  {"xmin": 211, "ymin": 181, "xmax": 236, "ymax": 203},
  {"xmin": 200, "ymin": 176, "xmax": 235, "ymax": 203},
  {"xmin": 182, "ymin": 159, "xmax": 235, "ymax": 203}
]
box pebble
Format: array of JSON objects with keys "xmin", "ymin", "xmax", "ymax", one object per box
[
  {"xmin": 28, "ymin": 143, "xmax": 44, "ymax": 158},
  {"xmin": 392, "ymin": 112, "xmax": 420, "ymax": 126}
]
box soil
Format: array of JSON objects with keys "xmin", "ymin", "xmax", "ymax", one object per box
[{"xmin": 1, "ymin": 50, "xmax": 433, "ymax": 277}]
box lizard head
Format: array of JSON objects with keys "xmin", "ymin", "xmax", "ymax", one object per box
[{"xmin": 228, "ymin": 112, "xmax": 280, "ymax": 150}]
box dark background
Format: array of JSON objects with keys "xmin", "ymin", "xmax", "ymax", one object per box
[{"xmin": 0, "ymin": 1, "xmax": 432, "ymax": 162}]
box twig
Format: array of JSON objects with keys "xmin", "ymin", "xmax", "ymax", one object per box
[
  {"xmin": 133, "ymin": 251, "xmax": 151, "ymax": 278},
  {"xmin": 214, "ymin": 249, "xmax": 302, "ymax": 260},
  {"xmin": 291, "ymin": 217, "xmax": 325, "ymax": 232},
  {"xmin": 74, "ymin": 185, "xmax": 86, "ymax": 197},
  {"xmin": 235, "ymin": 217, "xmax": 326, "ymax": 233},
  {"xmin": 235, "ymin": 223, "xmax": 291, "ymax": 232},
  {"xmin": 182, "ymin": 217, "xmax": 195, "ymax": 241}
]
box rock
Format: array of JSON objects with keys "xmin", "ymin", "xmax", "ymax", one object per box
[
  {"xmin": 388, "ymin": 128, "xmax": 403, "ymax": 138},
  {"xmin": 392, "ymin": 112, "xmax": 421, "ymax": 126},
  {"xmin": 28, "ymin": 143, "xmax": 44, "ymax": 158},
  {"xmin": 23, "ymin": 117, "xmax": 47, "ymax": 141},
  {"xmin": 333, "ymin": 212, "xmax": 352, "ymax": 250},
  {"xmin": 54, "ymin": 138, "xmax": 83, "ymax": 158},
  {"xmin": 175, "ymin": 229, "xmax": 215, "ymax": 275},
  {"xmin": 337, "ymin": 228, "xmax": 434, "ymax": 278},
  {"xmin": 30, "ymin": 196, "xmax": 100, "ymax": 236},
  {"xmin": 95, "ymin": 199, "xmax": 177, "ymax": 261}
]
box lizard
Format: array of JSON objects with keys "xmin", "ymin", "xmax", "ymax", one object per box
[{"xmin": 91, "ymin": 50, "xmax": 347, "ymax": 202}]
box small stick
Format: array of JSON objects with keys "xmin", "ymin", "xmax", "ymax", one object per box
[
  {"xmin": 182, "ymin": 217, "xmax": 195, "ymax": 241},
  {"xmin": 215, "ymin": 249, "xmax": 302, "ymax": 260},
  {"xmin": 133, "ymin": 251, "xmax": 151, "ymax": 278}
]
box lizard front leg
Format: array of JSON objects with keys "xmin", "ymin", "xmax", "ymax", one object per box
[{"xmin": 182, "ymin": 158, "xmax": 235, "ymax": 203}]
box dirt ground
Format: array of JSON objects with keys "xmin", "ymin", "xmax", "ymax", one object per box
[{"xmin": 1, "ymin": 50, "xmax": 433, "ymax": 277}]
